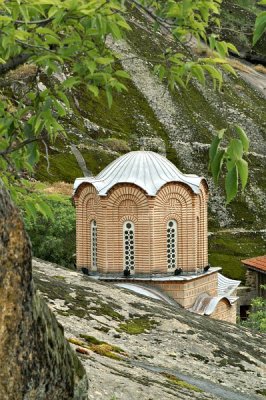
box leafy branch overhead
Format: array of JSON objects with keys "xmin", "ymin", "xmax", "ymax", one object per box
[
  {"xmin": 209, "ymin": 126, "xmax": 249, "ymax": 204},
  {"xmin": 253, "ymin": 0, "xmax": 266, "ymax": 45},
  {"xmin": 0, "ymin": 0, "xmax": 250, "ymax": 218}
]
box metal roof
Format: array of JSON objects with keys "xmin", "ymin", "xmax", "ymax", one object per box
[
  {"xmin": 73, "ymin": 151, "xmax": 206, "ymax": 196},
  {"xmin": 189, "ymin": 273, "xmax": 240, "ymax": 316},
  {"xmin": 242, "ymin": 255, "xmax": 266, "ymax": 273},
  {"xmin": 115, "ymin": 283, "xmax": 178, "ymax": 306}
]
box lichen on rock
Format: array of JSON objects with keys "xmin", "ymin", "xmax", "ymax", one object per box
[{"xmin": 0, "ymin": 181, "xmax": 88, "ymax": 400}]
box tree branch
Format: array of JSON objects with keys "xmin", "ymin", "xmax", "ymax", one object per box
[
  {"xmin": 0, "ymin": 53, "xmax": 31, "ymax": 76},
  {"xmin": 128, "ymin": 0, "xmax": 194, "ymax": 58},
  {"xmin": 15, "ymin": 17, "xmax": 53, "ymax": 25},
  {"xmin": 0, "ymin": 137, "xmax": 40, "ymax": 156}
]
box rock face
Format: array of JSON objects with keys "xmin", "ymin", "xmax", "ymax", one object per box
[
  {"xmin": 33, "ymin": 258, "xmax": 266, "ymax": 400},
  {"xmin": 0, "ymin": 182, "xmax": 88, "ymax": 400}
]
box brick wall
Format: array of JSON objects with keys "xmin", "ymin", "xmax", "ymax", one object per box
[
  {"xmin": 211, "ymin": 299, "xmax": 237, "ymax": 323},
  {"xmin": 74, "ymin": 181, "xmax": 208, "ymax": 275}
]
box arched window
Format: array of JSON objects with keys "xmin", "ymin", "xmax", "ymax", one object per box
[
  {"xmin": 91, "ymin": 220, "xmax": 97, "ymax": 270},
  {"xmin": 123, "ymin": 221, "xmax": 135, "ymax": 272},
  {"xmin": 167, "ymin": 220, "xmax": 177, "ymax": 269}
]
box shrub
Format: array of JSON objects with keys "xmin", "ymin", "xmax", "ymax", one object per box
[
  {"xmin": 24, "ymin": 197, "xmax": 76, "ymax": 268},
  {"xmin": 241, "ymin": 290, "xmax": 266, "ymax": 333}
]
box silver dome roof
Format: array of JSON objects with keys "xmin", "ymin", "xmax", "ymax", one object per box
[{"xmin": 73, "ymin": 151, "xmax": 206, "ymax": 196}]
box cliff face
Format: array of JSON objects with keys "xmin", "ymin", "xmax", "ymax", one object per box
[
  {"xmin": 35, "ymin": 3, "xmax": 266, "ymax": 234},
  {"xmin": 34, "ymin": 2, "xmax": 265, "ymax": 281},
  {"xmin": 33, "ymin": 258, "xmax": 266, "ymax": 400},
  {"xmin": 0, "ymin": 183, "xmax": 88, "ymax": 400}
]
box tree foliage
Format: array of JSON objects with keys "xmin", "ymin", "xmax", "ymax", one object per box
[
  {"xmin": 0, "ymin": 0, "xmax": 249, "ymax": 218},
  {"xmin": 241, "ymin": 288, "xmax": 266, "ymax": 333},
  {"xmin": 209, "ymin": 126, "xmax": 249, "ymax": 204},
  {"xmin": 253, "ymin": 0, "xmax": 266, "ymax": 45},
  {"xmin": 24, "ymin": 196, "xmax": 76, "ymax": 267}
]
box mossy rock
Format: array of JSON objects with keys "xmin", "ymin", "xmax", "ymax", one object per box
[{"xmin": 118, "ymin": 317, "xmax": 158, "ymax": 335}]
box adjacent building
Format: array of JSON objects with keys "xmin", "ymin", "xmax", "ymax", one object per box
[{"xmin": 242, "ymin": 255, "xmax": 266, "ymax": 298}]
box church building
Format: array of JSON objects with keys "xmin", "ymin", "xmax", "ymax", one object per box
[{"xmin": 73, "ymin": 151, "xmax": 240, "ymax": 323}]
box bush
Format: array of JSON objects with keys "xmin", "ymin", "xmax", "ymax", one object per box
[
  {"xmin": 24, "ymin": 197, "xmax": 76, "ymax": 268},
  {"xmin": 241, "ymin": 291, "xmax": 266, "ymax": 333}
]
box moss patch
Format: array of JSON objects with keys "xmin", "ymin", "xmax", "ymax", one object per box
[
  {"xmin": 118, "ymin": 317, "xmax": 158, "ymax": 335},
  {"xmin": 161, "ymin": 373, "xmax": 203, "ymax": 393},
  {"xmin": 68, "ymin": 336, "xmax": 127, "ymax": 361}
]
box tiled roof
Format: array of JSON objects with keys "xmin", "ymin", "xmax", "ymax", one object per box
[
  {"xmin": 73, "ymin": 151, "xmax": 207, "ymax": 196},
  {"xmin": 242, "ymin": 255, "xmax": 266, "ymax": 273}
]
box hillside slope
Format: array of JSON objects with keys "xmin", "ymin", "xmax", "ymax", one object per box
[
  {"xmin": 33, "ymin": 258, "xmax": 266, "ymax": 400},
  {"xmin": 31, "ymin": 2, "xmax": 266, "ymax": 281}
]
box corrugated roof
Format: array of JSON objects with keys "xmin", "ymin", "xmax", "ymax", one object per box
[
  {"xmin": 73, "ymin": 151, "xmax": 206, "ymax": 196},
  {"xmin": 242, "ymin": 255, "xmax": 266, "ymax": 273}
]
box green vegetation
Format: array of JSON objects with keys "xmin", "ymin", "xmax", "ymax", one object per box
[
  {"xmin": 161, "ymin": 373, "xmax": 203, "ymax": 393},
  {"xmin": 209, "ymin": 126, "xmax": 249, "ymax": 204},
  {"xmin": 118, "ymin": 317, "xmax": 158, "ymax": 335},
  {"xmin": 68, "ymin": 336, "xmax": 127, "ymax": 361},
  {"xmin": 209, "ymin": 232, "xmax": 266, "ymax": 282},
  {"xmin": 241, "ymin": 292, "xmax": 266, "ymax": 332},
  {"xmin": 24, "ymin": 196, "xmax": 76, "ymax": 268},
  {"xmin": 0, "ymin": 0, "xmax": 251, "ymax": 214}
]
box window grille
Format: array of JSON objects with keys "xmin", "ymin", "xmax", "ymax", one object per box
[
  {"xmin": 91, "ymin": 220, "xmax": 97, "ymax": 269},
  {"xmin": 167, "ymin": 220, "xmax": 177, "ymax": 269},
  {"xmin": 123, "ymin": 221, "xmax": 135, "ymax": 272}
]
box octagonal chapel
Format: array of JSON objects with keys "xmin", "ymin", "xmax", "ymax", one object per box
[{"xmin": 73, "ymin": 151, "xmax": 240, "ymax": 323}]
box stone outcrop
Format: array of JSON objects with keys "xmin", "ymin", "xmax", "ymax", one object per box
[
  {"xmin": 0, "ymin": 182, "xmax": 88, "ymax": 400},
  {"xmin": 33, "ymin": 257, "xmax": 266, "ymax": 400}
]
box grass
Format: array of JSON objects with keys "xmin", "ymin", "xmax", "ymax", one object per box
[
  {"xmin": 254, "ymin": 64, "xmax": 266, "ymax": 74},
  {"xmin": 43, "ymin": 181, "xmax": 73, "ymax": 196},
  {"xmin": 118, "ymin": 317, "xmax": 158, "ymax": 335},
  {"xmin": 209, "ymin": 231, "xmax": 266, "ymax": 282},
  {"xmin": 161, "ymin": 373, "xmax": 203, "ymax": 393}
]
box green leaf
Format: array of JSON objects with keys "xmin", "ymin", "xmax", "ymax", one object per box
[
  {"xmin": 61, "ymin": 76, "xmax": 80, "ymax": 89},
  {"xmin": 24, "ymin": 201, "xmax": 38, "ymax": 221},
  {"xmin": 106, "ymin": 88, "xmax": 112, "ymax": 108},
  {"xmin": 95, "ymin": 57, "xmax": 114, "ymax": 65},
  {"xmin": 35, "ymin": 198, "xmax": 54, "ymax": 221},
  {"xmin": 226, "ymin": 42, "xmax": 239, "ymax": 55},
  {"xmin": 215, "ymin": 41, "xmax": 228, "ymax": 58},
  {"xmin": 209, "ymin": 129, "xmax": 225, "ymax": 164},
  {"xmin": 253, "ymin": 11, "xmax": 266, "ymax": 45},
  {"xmin": 221, "ymin": 63, "xmax": 237, "ymax": 77},
  {"xmin": 88, "ymin": 84, "xmax": 99, "ymax": 97},
  {"xmin": 235, "ymin": 126, "xmax": 249, "ymax": 152},
  {"xmin": 191, "ymin": 65, "xmax": 205, "ymax": 85},
  {"xmin": 211, "ymin": 149, "xmax": 225, "ymax": 185},
  {"xmin": 227, "ymin": 139, "xmax": 243, "ymax": 162},
  {"xmin": 114, "ymin": 70, "xmax": 130, "ymax": 79},
  {"xmin": 225, "ymin": 165, "xmax": 238, "ymax": 204},
  {"xmin": 237, "ymin": 158, "xmax": 248, "ymax": 190}
]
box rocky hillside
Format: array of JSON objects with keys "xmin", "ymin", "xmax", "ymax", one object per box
[
  {"xmin": 29, "ymin": 1, "xmax": 266, "ymax": 281},
  {"xmin": 5, "ymin": 1, "xmax": 263, "ymax": 281},
  {"xmin": 33, "ymin": 258, "xmax": 266, "ymax": 400}
]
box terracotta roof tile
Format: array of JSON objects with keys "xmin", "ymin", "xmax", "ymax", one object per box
[{"xmin": 242, "ymin": 255, "xmax": 266, "ymax": 273}]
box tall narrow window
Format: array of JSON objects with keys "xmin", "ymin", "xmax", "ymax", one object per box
[
  {"xmin": 91, "ymin": 220, "xmax": 97, "ymax": 270},
  {"xmin": 167, "ymin": 220, "xmax": 177, "ymax": 269},
  {"xmin": 123, "ymin": 221, "xmax": 135, "ymax": 272}
]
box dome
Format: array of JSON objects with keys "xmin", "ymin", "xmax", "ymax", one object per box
[{"xmin": 73, "ymin": 151, "xmax": 206, "ymax": 196}]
